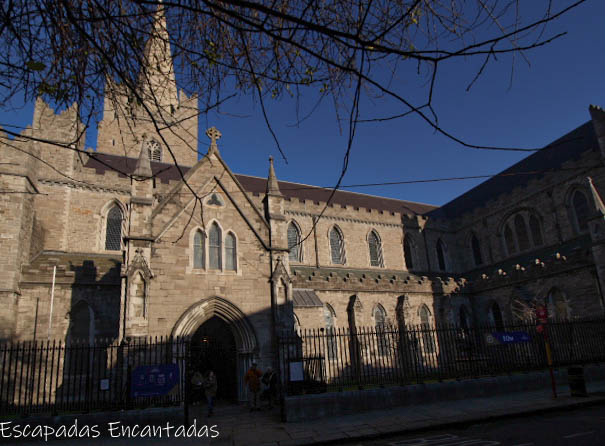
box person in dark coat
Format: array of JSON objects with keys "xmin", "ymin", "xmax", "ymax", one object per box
[
  {"xmin": 261, "ymin": 367, "xmax": 278, "ymax": 409},
  {"xmin": 203, "ymin": 369, "xmax": 217, "ymax": 417}
]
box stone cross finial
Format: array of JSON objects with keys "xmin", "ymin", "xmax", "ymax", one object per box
[{"xmin": 206, "ymin": 126, "xmax": 222, "ymax": 146}]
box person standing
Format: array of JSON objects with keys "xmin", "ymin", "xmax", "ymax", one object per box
[
  {"xmin": 244, "ymin": 362, "xmax": 262, "ymax": 411},
  {"xmin": 203, "ymin": 369, "xmax": 217, "ymax": 417},
  {"xmin": 261, "ymin": 367, "xmax": 278, "ymax": 409},
  {"xmin": 190, "ymin": 370, "xmax": 203, "ymax": 406}
]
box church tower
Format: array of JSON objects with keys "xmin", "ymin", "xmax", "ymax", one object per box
[{"xmin": 96, "ymin": 3, "xmax": 199, "ymax": 166}]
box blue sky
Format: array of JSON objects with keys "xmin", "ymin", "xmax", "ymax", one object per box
[{"xmin": 1, "ymin": 1, "xmax": 603, "ymax": 208}]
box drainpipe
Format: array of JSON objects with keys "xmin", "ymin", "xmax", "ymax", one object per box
[
  {"xmin": 47, "ymin": 266, "xmax": 56, "ymax": 340},
  {"xmin": 313, "ymin": 216, "xmax": 320, "ymax": 268}
]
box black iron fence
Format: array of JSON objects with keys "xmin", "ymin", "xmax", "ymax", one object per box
[
  {"xmin": 0, "ymin": 336, "xmax": 187, "ymax": 417},
  {"xmin": 278, "ymin": 319, "xmax": 605, "ymax": 395}
]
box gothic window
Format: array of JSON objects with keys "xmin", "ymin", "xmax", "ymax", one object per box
[
  {"xmin": 368, "ymin": 230, "xmax": 383, "ymax": 267},
  {"xmin": 105, "ymin": 205, "xmax": 123, "ymax": 251},
  {"xmin": 193, "ymin": 230, "xmax": 205, "ymax": 268},
  {"xmin": 571, "ymin": 189, "xmax": 590, "ymax": 233},
  {"xmin": 488, "ymin": 301, "xmax": 504, "ymax": 331},
  {"xmin": 288, "ymin": 222, "xmax": 302, "ymax": 263},
  {"xmin": 419, "ymin": 305, "xmax": 435, "ymax": 354},
  {"xmin": 514, "ymin": 215, "xmax": 530, "ymax": 251},
  {"xmin": 404, "ymin": 236, "xmax": 415, "ymax": 270},
  {"xmin": 504, "ymin": 224, "xmax": 516, "ymax": 255},
  {"xmin": 324, "ymin": 304, "xmax": 337, "ymax": 360},
  {"xmin": 374, "ymin": 305, "xmax": 388, "ymax": 356},
  {"xmin": 436, "ymin": 239, "xmax": 446, "ymax": 271},
  {"xmin": 146, "ymin": 139, "xmax": 162, "ymax": 162},
  {"xmin": 329, "ymin": 226, "xmax": 345, "ymax": 265},
  {"xmin": 225, "ymin": 232, "xmax": 237, "ymax": 271},
  {"xmin": 529, "ymin": 215, "xmax": 543, "ymax": 246},
  {"xmin": 546, "ymin": 288, "xmax": 570, "ymax": 321},
  {"xmin": 209, "ymin": 222, "xmax": 222, "ymax": 269},
  {"xmin": 471, "ymin": 233, "xmax": 483, "ymax": 266}
]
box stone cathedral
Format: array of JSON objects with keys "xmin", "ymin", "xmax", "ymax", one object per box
[{"xmin": 2, "ymin": 6, "xmax": 605, "ymax": 400}]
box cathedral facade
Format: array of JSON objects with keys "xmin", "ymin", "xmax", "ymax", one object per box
[{"xmin": 2, "ymin": 7, "xmax": 605, "ymax": 400}]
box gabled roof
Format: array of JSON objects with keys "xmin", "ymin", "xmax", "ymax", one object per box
[
  {"xmin": 428, "ymin": 121, "xmax": 599, "ymax": 219},
  {"xmin": 83, "ymin": 153, "xmax": 437, "ymax": 215},
  {"xmin": 235, "ymin": 175, "xmax": 437, "ymax": 215}
]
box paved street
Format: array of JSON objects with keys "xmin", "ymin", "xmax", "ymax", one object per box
[{"xmin": 349, "ymin": 404, "xmax": 605, "ymax": 446}]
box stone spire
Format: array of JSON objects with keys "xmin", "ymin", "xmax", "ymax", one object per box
[
  {"xmin": 138, "ymin": 2, "xmax": 178, "ymax": 112},
  {"xmin": 266, "ymin": 156, "xmax": 282, "ymax": 196},
  {"xmin": 133, "ymin": 139, "xmax": 153, "ymax": 178}
]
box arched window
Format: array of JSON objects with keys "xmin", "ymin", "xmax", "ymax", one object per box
[
  {"xmin": 471, "ymin": 234, "xmax": 483, "ymax": 266},
  {"xmin": 105, "ymin": 205, "xmax": 123, "ymax": 251},
  {"xmin": 209, "ymin": 222, "xmax": 222, "ymax": 269},
  {"xmin": 436, "ymin": 239, "xmax": 446, "ymax": 271},
  {"xmin": 324, "ymin": 304, "xmax": 337, "ymax": 360},
  {"xmin": 146, "ymin": 139, "xmax": 162, "ymax": 162},
  {"xmin": 193, "ymin": 230, "xmax": 205, "ymax": 268},
  {"xmin": 504, "ymin": 224, "xmax": 516, "ymax": 255},
  {"xmin": 225, "ymin": 232, "xmax": 237, "ymax": 271},
  {"xmin": 374, "ymin": 305, "xmax": 388, "ymax": 356},
  {"xmin": 529, "ymin": 215, "xmax": 543, "ymax": 246},
  {"xmin": 514, "ymin": 215, "xmax": 530, "ymax": 251},
  {"xmin": 572, "ymin": 190, "xmax": 590, "ymax": 233},
  {"xmin": 459, "ymin": 305, "xmax": 470, "ymax": 331},
  {"xmin": 329, "ymin": 226, "xmax": 345, "ymax": 265},
  {"xmin": 546, "ymin": 288, "xmax": 570, "ymax": 321},
  {"xmin": 488, "ymin": 302, "xmax": 504, "ymax": 331},
  {"xmin": 368, "ymin": 230, "xmax": 383, "ymax": 267},
  {"xmin": 404, "ymin": 236, "xmax": 415, "ymax": 270},
  {"xmin": 419, "ymin": 305, "xmax": 435, "ymax": 354},
  {"xmin": 288, "ymin": 222, "xmax": 302, "ymax": 262}
]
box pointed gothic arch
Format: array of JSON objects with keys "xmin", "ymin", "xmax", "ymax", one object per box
[
  {"xmin": 329, "ymin": 225, "xmax": 345, "ymax": 265},
  {"xmin": 469, "ymin": 232, "xmax": 483, "ymax": 266},
  {"xmin": 171, "ymin": 296, "xmax": 259, "ymax": 401},
  {"xmin": 287, "ymin": 220, "xmax": 302, "ymax": 263},
  {"xmin": 100, "ymin": 200, "xmax": 126, "ymax": 252},
  {"xmin": 368, "ymin": 229, "xmax": 384, "ymax": 267},
  {"xmin": 568, "ymin": 187, "xmax": 590, "ymax": 234},
  {"xmin": 208, "ymin": 220, "xmax": 223, "ymax": 270}
]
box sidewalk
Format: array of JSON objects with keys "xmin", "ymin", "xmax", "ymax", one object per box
[
  {"xmin": 198, "ymin": 380, "xmax": 605, "ymax": 446},
  {"xmin": 5, "ymin": 381, "xmax": 605, "ymax": 445}
]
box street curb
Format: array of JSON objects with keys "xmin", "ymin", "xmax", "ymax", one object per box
[{"xmin": 299, "ymin": 395, "xmax": 605, "ymax": 446}]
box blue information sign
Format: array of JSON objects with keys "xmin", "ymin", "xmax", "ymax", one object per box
[
  {"xmin": 131, "ymin": 364, "xmax": 180, "ymax": 398},
  {"xmin": 491, "ymin": 331, "xmax": 531, "ymax": 344}
]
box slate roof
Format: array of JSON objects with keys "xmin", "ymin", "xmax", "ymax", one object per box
[
  {"xmin": 82, "ymin": 153, "xmax": 437, "ymax": 215},
  {"xmin": 292, "ymin": 288, "xmax": 324, "ymax": 308},
  {"xmin": 428, "ymin": 121, "xmax": 599, "ymax": 219}
]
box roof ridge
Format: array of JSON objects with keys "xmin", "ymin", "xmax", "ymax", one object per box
[{"xmin": 234, "ymin": 173, "xmax": 438, "ymax": 208}]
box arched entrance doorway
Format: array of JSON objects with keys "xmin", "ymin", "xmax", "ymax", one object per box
[
  {"xmin": 191, "ymin": 316, "xmax": 238, "ymax": 401},
  {"xmin": 172, "ymin": 296, "xmax": 258, "ymax": 402}
]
